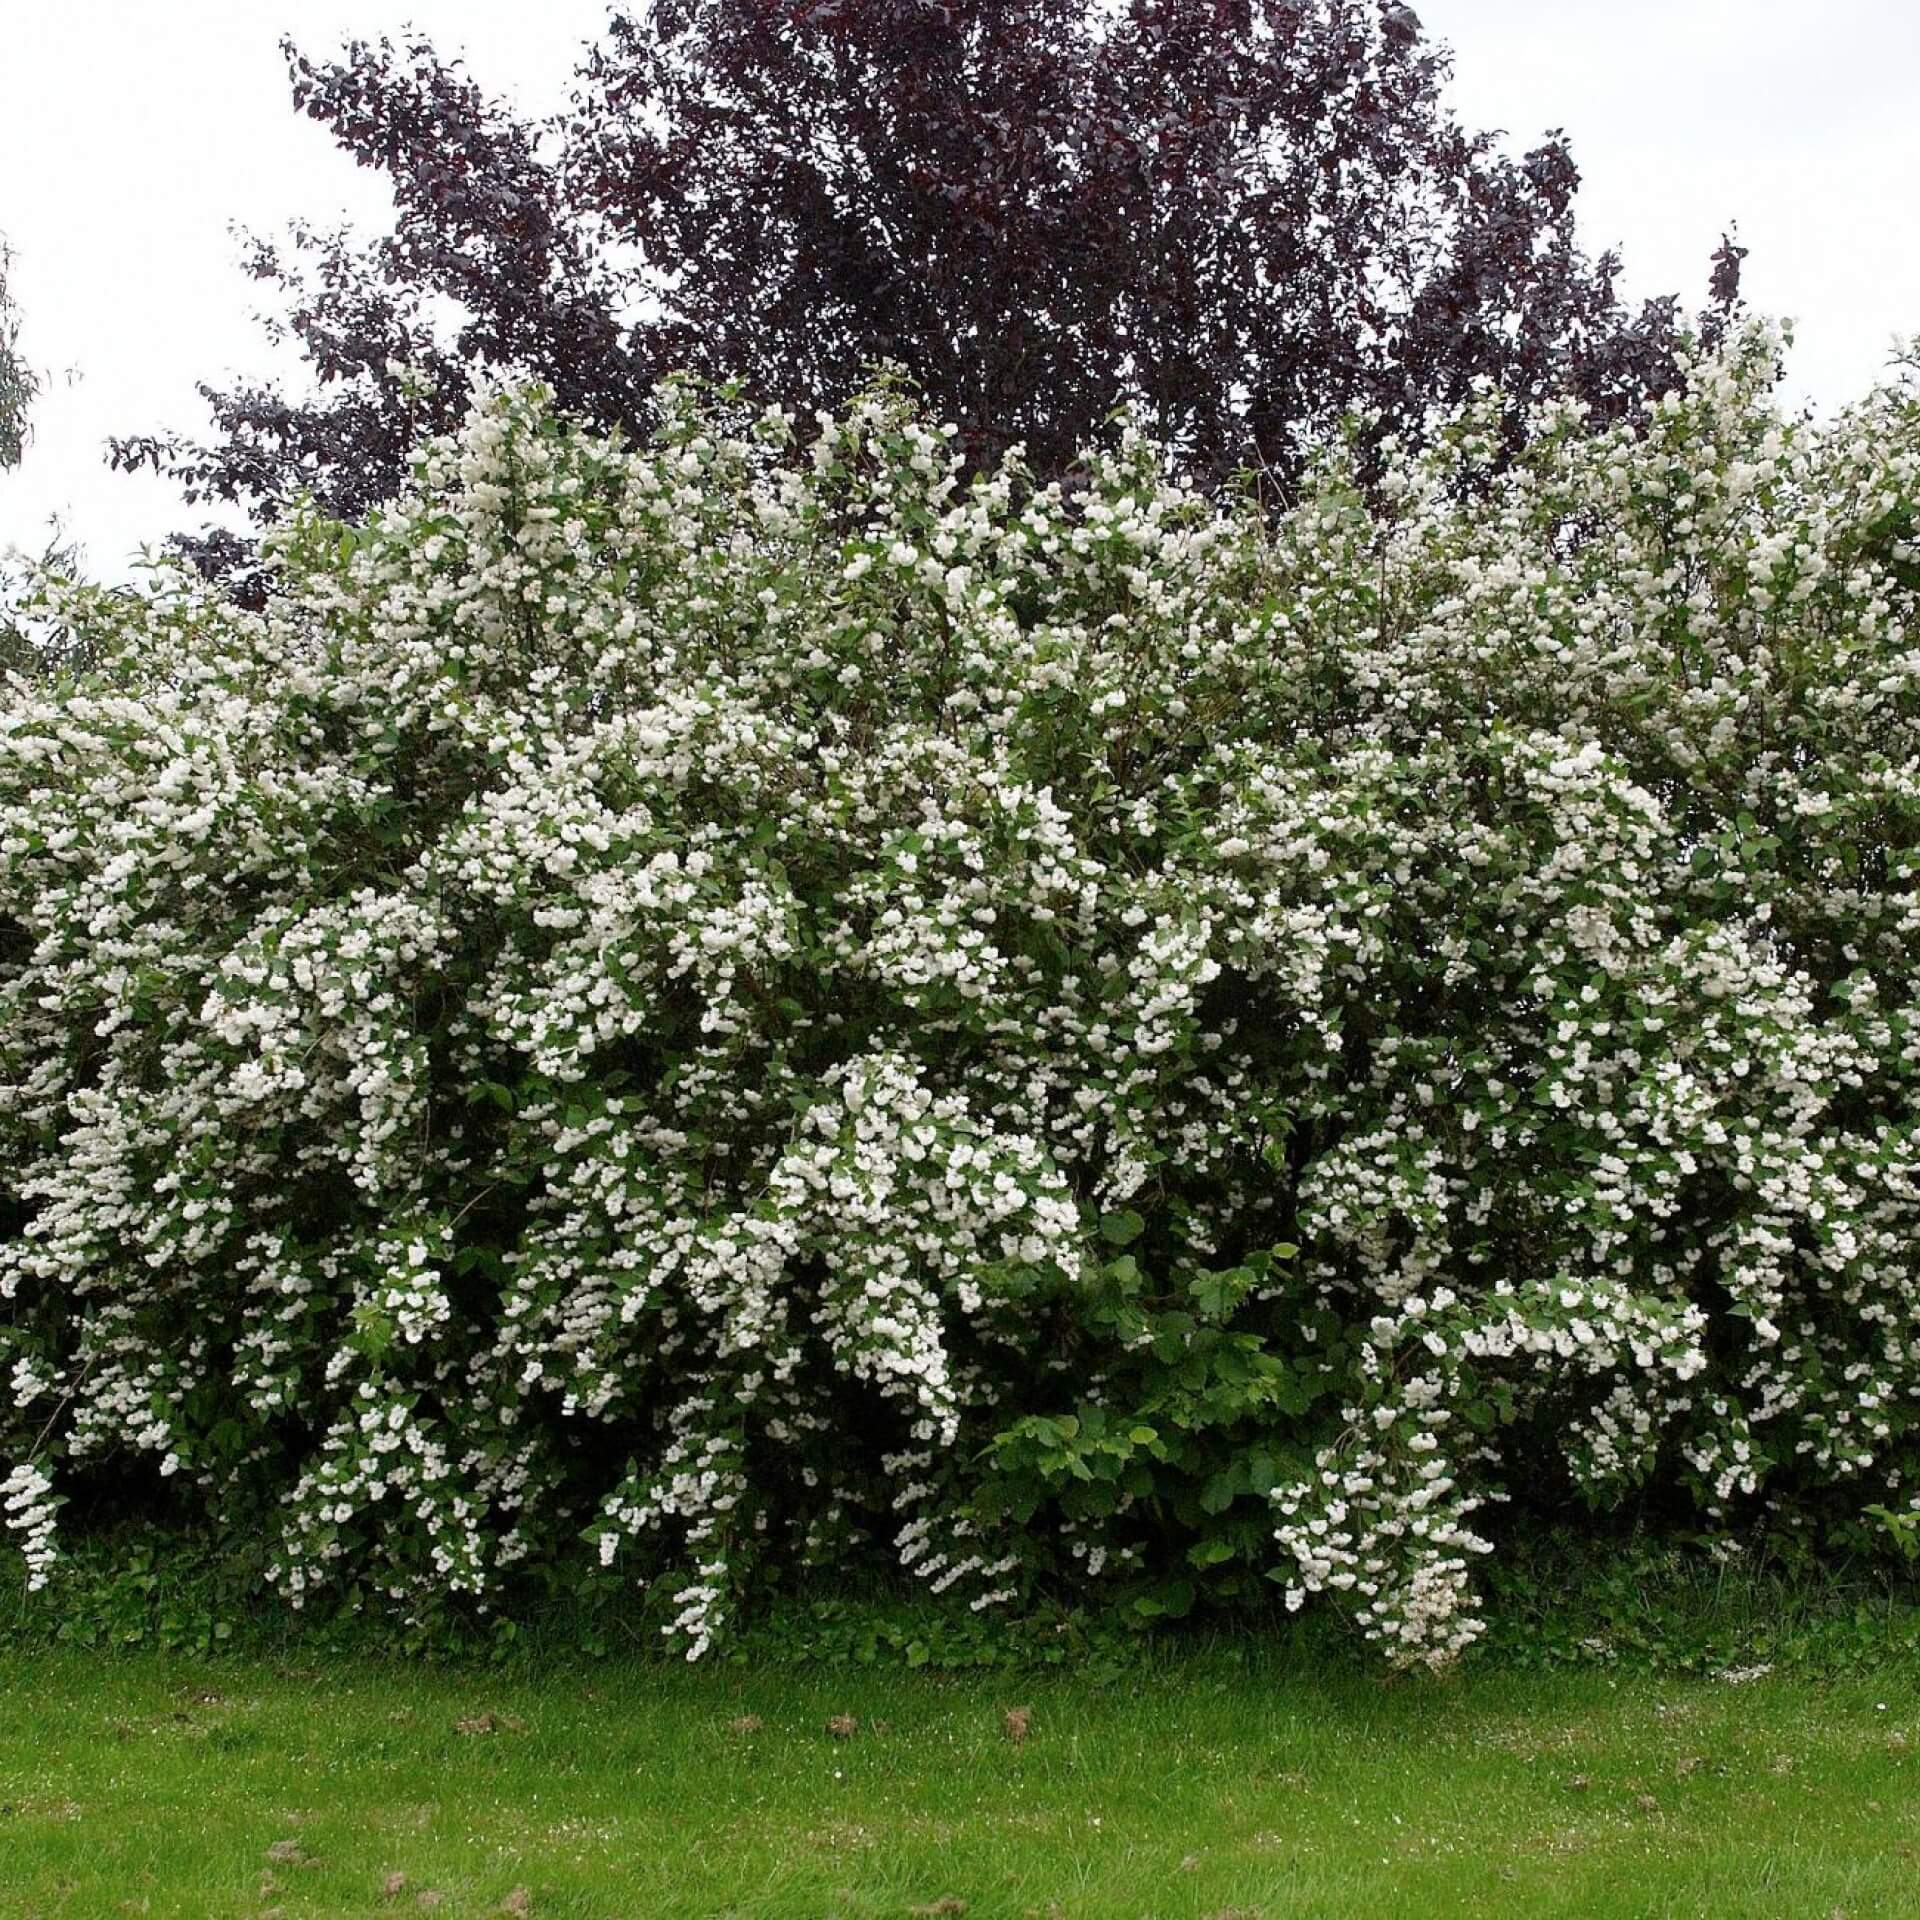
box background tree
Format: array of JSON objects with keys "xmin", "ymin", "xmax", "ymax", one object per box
[
  {"xmin": 0, "ymin": 234, "xmax": 37, "ymax": 472},
  {"xmin": 0, "ymin": 238, "xmax": 76, "ymax": 683},
  {"xmin": 114, "ymin": 0, "xmax": 1743, "ymax": 590}
]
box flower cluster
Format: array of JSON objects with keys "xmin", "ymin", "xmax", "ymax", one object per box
[{"xmin": 5, "ymin": 328, "xmax": 1920, "ymax": 1663}]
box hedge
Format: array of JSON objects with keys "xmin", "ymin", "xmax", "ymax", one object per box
[{"xmin": 5, "ymin": 329, "xmax": 1920, "ymax": 1665}]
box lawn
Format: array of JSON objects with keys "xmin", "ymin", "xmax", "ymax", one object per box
[{"xmin": 1, "ymin": 1643, "xmax": 1916, "ymax": 1919}]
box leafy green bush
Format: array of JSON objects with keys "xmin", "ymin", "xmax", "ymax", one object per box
[{"xmin": 6, "ymin": 328, "xmax": 1920, "ymax": 1667}]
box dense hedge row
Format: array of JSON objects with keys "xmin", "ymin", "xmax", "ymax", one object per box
[{"xmin": 6, "ymin": 330, "xmax": 1920, "ymax": 1665}]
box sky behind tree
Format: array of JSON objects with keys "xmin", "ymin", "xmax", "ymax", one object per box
[{"xmin": 2, "ymin": 0, "xmax": 1915, "ymax": 576}]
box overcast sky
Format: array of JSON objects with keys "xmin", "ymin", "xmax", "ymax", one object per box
[{"xmin": 3, "ymin": 0, "xmax": 1916, "ymax": 577}]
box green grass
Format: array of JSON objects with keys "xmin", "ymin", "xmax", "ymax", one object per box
[{"xmin": 1, "ymin": 1644, "xmax": 1917, "ymax": 1918}]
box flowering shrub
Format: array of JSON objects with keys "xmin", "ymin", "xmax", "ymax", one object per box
[{"xmin": 5, "ymin": 328, "xmax": 1920, "ymax": 1666}]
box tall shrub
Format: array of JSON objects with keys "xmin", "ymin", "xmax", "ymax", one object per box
[{"xmin": 7, "ymin": 327, "xmax": 1920, "ymax": 1665}]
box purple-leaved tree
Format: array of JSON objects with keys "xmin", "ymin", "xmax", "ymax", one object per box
[{"xmin": 112, "ymin": 0, "xmax": 1743, "ymax": 596}]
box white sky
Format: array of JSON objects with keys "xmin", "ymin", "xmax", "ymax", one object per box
[{"xmin": 2, "ymin": 0, "xmax": 1916, "ymax": 578}]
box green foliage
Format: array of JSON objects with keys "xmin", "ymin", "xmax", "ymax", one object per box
[
  {"xmin": 1480, "ymin": 1530, "xmax": 1920, "ymax": 1677},
  {"xmin": 9, "ymin": 328, "xmax": 1920, "ymax": 1672},
  {"xmin": 0, "ymin": 235, "xmax": 33, "ymax": 471}
]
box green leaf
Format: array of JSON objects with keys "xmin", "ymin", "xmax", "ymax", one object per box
[
  {"xmin": 1199, "ymin": 1469, "xmax": 1243, "ymax": 1516},
  {"xmin": 350, "ymin": 1304, "xmax": 394, "ymax": 1362},
  {"xmin": 1188, "ymin": 1265, "xmax": 1253, "ymax": 1320}
]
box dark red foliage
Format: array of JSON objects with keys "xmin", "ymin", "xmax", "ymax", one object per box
[{"xmin": 114, "ymin": 0, "xmax": 1742, "ymax": 572}]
